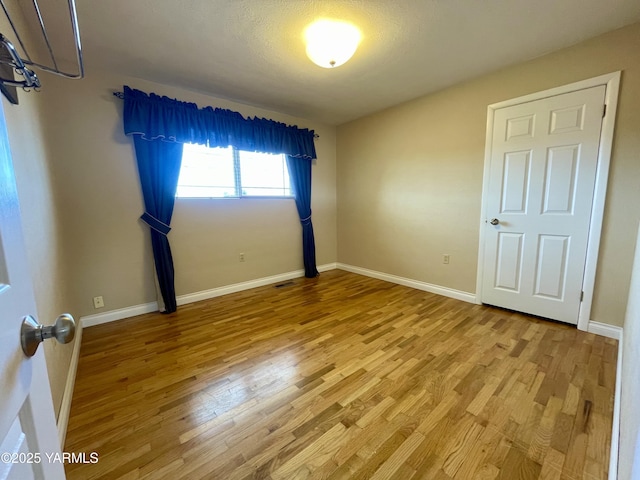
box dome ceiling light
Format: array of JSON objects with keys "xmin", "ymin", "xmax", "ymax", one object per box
[{"xmin": 304, "ymin": 19, "xmax": 361, "ymax": 69}]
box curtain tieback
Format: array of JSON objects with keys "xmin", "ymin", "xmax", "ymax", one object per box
[
  {"xmin": 140, "ymin": 212, "xmax": 171, "ymax": 235},
  {"xmin": 300, "ymin": 211, "xmax": 312, "ymax": 225}
]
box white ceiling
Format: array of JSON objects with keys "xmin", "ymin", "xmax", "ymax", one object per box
[{"xmin": 22, "ymin": 0, "xmax": 640, "ymax": 124}]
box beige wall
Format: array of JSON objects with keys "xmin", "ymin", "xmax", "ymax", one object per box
[
  {"xmin": 38, "ymin": 71, "xmax": 337, "ymax": 318},
  {"xmin": 337, "ymin": 22, "xmax": 640, "ymax": 327},
  {"xmin": 7, "ymin": 16, "xmax": 637, "ymax": 425},
  {"xmin": 0, "ymin": 15, "xmax": 74, "ymax": 420}
]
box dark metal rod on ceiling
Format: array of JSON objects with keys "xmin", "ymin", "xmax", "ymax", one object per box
[
  {"xmin": 112, "ymin": 91, "xmax": 320, "ymax": 138},
  {"xmin": 0, "ymin": 0, "xmax": 31, "ymax": 62},
  {"xmin": 26, "ymin": 0, "xmax": 84, "ymax": 78},
  {"xmin": 0, "ymin": 0, "xmax": 84, "ymax": 79},
  {"xmin": 32, "ymin": 0, "xmax": 58, "ymax": 70}
]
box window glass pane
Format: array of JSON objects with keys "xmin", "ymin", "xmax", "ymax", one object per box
[
  {"xmin": 177, "ymin": 144, "xmax": 236, "ymax": 198},
  {"xmin": 176, "ymin": 145, "xmax": 293, "ymax": 198},
  {"xmin": 239, "ymin": 151, "xmax": 291, "ymax": 197}
]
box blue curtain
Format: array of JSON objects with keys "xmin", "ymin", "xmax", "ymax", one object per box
[
  {"xmin": 133, "ymin": 137, "xmax": 183, "ymax": 313},
  {"xmin": 287, "ymin": 156, "xmax": 318, "ymax": 278},
  {"xmin": 123, "ymin": 86, "xmax": 317, "ymax": 159},
  {"xmin": 123, "ymin": 86, "xmax": 318, "ymax": 311}
]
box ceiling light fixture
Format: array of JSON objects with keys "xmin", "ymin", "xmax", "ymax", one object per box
[{"xmin": 304, "ymin": 19, "xmax": 361, "ymax": 68}]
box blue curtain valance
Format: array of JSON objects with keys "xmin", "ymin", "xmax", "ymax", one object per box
[{"xmin": 122, "ymin": 86, "xmax": 317, "ymax": 160}]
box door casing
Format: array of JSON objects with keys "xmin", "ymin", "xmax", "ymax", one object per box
[{"xmin": 476, "ymin": 71, "xmax": 621, "ymax": 332}]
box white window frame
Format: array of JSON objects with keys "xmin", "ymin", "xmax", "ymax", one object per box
[{"xmin": 176, "ymin": 144, "xmax": 293, "ymax": 199}]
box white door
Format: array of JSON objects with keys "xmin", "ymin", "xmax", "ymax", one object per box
[
  {"xmin": 481, "ymin": 86, "xmax": 606, "ymax": 324},
  {"xmin": 0, "ymin": 100, "xmax": 65, "ymax": 478}
]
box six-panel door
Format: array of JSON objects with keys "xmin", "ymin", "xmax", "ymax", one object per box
[{"xmin": 481, "ymin": 86, "xmax": 606, "ymax": 324}]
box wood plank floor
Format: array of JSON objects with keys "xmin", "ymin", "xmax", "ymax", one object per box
[{"xmin": 64, "ymin": 270, "xmax": 617, "ymax": 480}]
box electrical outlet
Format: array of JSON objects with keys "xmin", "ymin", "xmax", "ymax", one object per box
[
  {"xmin": 93, "ymin": 296, "xmax": 104, "ymax": 309},
  {"xmin": 239, "ymin": 253, "xmax": 245, "ymax": 262},
  {"xmin": 443, "ymin": 254, "xmax": 450, "ymax": 264}
]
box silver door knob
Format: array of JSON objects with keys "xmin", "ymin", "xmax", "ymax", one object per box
[
  {"xmin": 490, "ymin": 218, "xmax": 500, "ymax": 225},
  {"xmin": 21, "ymin": 314, "xmax": 75, "ymax": 357}
]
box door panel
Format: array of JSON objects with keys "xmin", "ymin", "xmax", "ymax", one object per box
[
  {"xmin": 506, "ymin": 114, "xmax": 535, "ymax": 140},
  {"xmin": 542, "ymin": 145, "xmax": 579, "ymax": 214},
  {"xmin": 495, "ymin": 232, "xmax": 524, "ymax": 292},
  {"xmin": 501, "ymin": 151, "xmax": 531, "ymax": 214},
  {"xmin": 482, "ymin": 86, "xmax": 606, "ymax": 324},
  {"xmin": 533, "ymin": 234, "xmax": 569, "ymax": 299},
  {"xmin": 0, "ymin": 96, "xmax": 64, "ymax": 478},
  {"xmin": 549, "ymin": 104, "xmax": 585, "ymax": 134}
]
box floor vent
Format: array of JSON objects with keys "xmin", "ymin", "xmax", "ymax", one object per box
[{"xmin": 274, "ymin": 281, "xmax": 295, "ymax": 289}]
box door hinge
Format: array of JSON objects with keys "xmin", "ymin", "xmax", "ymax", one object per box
[
  {"xmin": 580, "ymin": 291, "xmax": 584, "ymax": 302},
  {"xmin": 603, "ymin": 104, "xmax": 607, "ymax": 118}
]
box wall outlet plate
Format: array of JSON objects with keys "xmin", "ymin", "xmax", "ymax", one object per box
[{"xmin": 93, "ymin": 296, "xmax": 104, "ymax": 309}]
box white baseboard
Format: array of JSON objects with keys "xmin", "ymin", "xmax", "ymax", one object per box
[
  {"xmin": 610, "ymin": 328, "xmax": 623, "ymax": 480},
  {"xmin": 335, "ymin": 263, "xmax": 477, "ymax": 304},
  {"xmin": 81, "ymin": 301, "xmax": 158, "ymax": 328},
  {"xmin": 176, "ymin": 263, "xmax": 336, "ymax": 306},
  {"xmin": 587, "ymin": 321, "xmax": 623, "ymax": 340},
  {"xmin": 56, "ymin": 320, "xmax": 83, "ymax": 449},
  {"xmin": 80, "ymin": 263, "xmax": 337, "ymax": 328}
]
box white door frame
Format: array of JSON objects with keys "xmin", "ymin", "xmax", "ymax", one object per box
[{"xmin": 476, "ymin": 71, "xmax": 621, "ymax": 332}]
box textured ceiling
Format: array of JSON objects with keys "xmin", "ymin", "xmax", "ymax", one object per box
[{"xmin": 17, "ymin": 0, "xmax": 640, "ymax": 124}]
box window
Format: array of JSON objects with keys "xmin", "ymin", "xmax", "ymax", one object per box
[{"xmin": 176, "ymin": 143, "xmax": 292, "ymax": 198}]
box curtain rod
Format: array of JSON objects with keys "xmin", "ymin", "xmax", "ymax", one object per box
[{"xmin": 112, "ymin": 91, "xmax": 320, "ymax": 139}]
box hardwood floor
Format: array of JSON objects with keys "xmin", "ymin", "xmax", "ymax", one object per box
[{"xmin": 64, "ymin": 270, "xmax": 617, "ymax": 480}]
